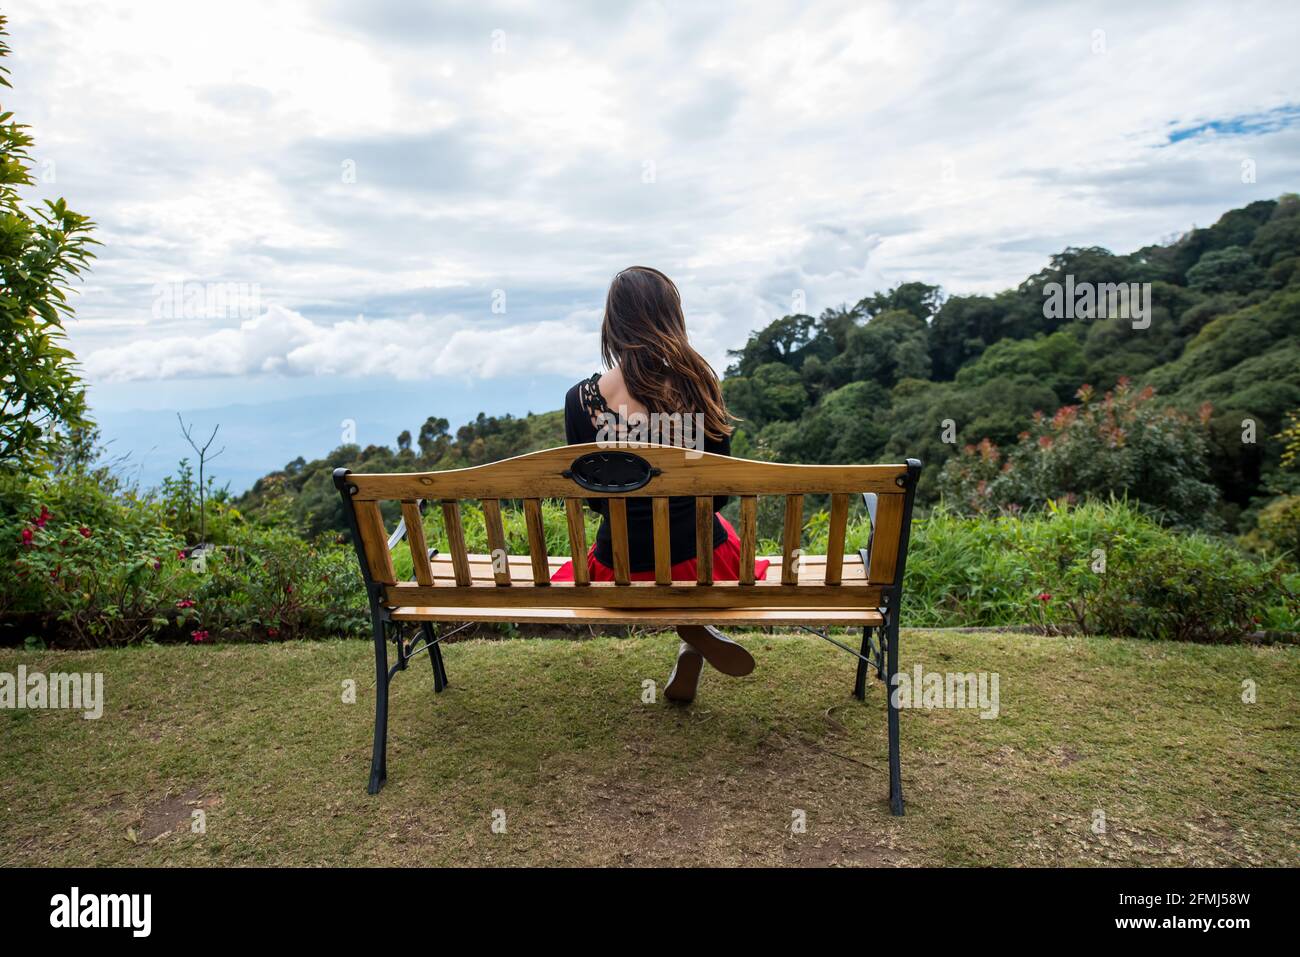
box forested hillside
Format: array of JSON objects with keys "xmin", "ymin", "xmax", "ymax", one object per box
[{"xmin": 238, "ymin": 195, "xmax": 1300, "ymax": 545}]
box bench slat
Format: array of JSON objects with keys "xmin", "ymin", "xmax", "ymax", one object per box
[
  {"xmin": 355, "ymin": 501, "xmax": 397, "ymax": 585},
  {"xmin": 440, "ymin": 500, "xmax": 472, "ymax": 586},
  {"xmin": 401, "ymin": 501, "xmax": 433, "ymax": 587},
  {"xmin": 608, "ymin": 498, "xmax": 631, "ymax": 585},
  {"xmin": 738, "ymin": 495, "xmax": 757, "ymax": 586},
  {"xmin": 523, "ymin": 498, "xmax": 551, "ymax": 585},
  {"xmin": 564, "ymin": 498, "xmax": 590, "ymax": 585},
  {"xmin": 481, "ymin": 498, "xmax": 512, "ymax": 586},
  {"xmin": 781, "ymin": 494, "xmax": 803, "ymax": 586},
  {"xmin": 868, "ymin": 493, "xmax": 905, "ymax": 585},
  {"xmin": 651, "ymin": 496, "xmax": 672, "ymax": 585},
  {"xmin": 824, "ymin": 492, "xmax": 849, "ymax": 586},
  {"xmin": 695, "ymin": 496, "xmax": 714, "ymax": 585}
]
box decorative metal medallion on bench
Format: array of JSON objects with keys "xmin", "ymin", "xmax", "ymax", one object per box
[{"xmin": 334, "ymin": 443, "xmax": 921, "ymax": 815}]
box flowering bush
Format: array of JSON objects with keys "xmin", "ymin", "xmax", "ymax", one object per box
[
  {"xmin": 937, "ymin": 380, "xmax": 1220, "ymax": 528},
  {"xmin": 10, "ymin": 514, "xmax": 195, "ymax": 646},
  {"xmin": 1, "ymin": 468, "xmax": 366, "ymax": 647}
]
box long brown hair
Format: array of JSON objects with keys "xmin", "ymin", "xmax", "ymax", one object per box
[{"xmin": 600, "ymin": 266, "xmax": 734, "ymax": 441}]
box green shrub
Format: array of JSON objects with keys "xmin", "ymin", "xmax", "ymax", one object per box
[
  {"xmin": 10, "ymin": 517, "xmax": 193, "ymax": 646},
  {"xmin": 192, "ymin": 526, "xmax": 367, "ymax": 642},
  {"xmin": 1, "ymin": 468, "xmax": 198, "ymax": 645},
  {"xmin": 1, "ymin": 467, "xmax": 367, "ymax": 646},
  {"xmin": 1245, "ymin": 494, "xmax": 1300, "ymax": 561},
  {"xmin": 895, "ymin": 500, "xmax": 1296, "ymax": 641}
]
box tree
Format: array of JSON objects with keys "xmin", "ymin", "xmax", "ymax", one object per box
[
  {"xmin": 177, "ymin": 415, "xmax": 224, "ymax": 545},
  {"xmin": 725, "ymin": 313, "xmax": 817, "ymax": 376},
  {"xmin": 1186, "ymin": 246, "xmax": 1263, "ymax": 294},
  {"xmin": 721, "ymin": 362, "xmax": 807, "ymax": 428},
  {"xmin": 0, "ymin": 17, "xmax": 98, "ymax": 469},
  {"xmin": 855, "ymin": 281, "xmax": 943, "ymax": 322},
  {"xmin": 417, "ymin": 416, "xmax": 450, "ymax": 459}
]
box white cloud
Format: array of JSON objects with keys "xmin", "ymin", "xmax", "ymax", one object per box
[
  {"xmin": 84, "ymin": 305, "xmax": 597, "ymax": 383},
  {"xmin": 8, "ymin": 0, "xmax": 1300, "ymax": 393}
]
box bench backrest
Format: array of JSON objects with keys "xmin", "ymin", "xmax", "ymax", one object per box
[{"xmin": 334, "ymin": 443, "xmax": 920, "ymax": 610}]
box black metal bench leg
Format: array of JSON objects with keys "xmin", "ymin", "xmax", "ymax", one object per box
[
  {"xmin": 368, "ymin": 613, "xmax": 390, "ymax": 795},
  {"xmin": 421, "ymin": 621, "xmax": 449, "ymax": 692},
  {"xmin": 884, "ymin": 615, "xmax": 904, "ymax": 816},
  {"xmin": 853, "ymin": 626, "xmax": 873, "ymax": 700}
]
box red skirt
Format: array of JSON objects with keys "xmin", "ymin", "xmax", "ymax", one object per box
[{"xmin": 550, "ymin": 514, "xmax": 772, "ymax": 583}]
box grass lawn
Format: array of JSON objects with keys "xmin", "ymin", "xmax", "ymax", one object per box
[{"xmin": 1, "ymin": 629, "xmax": 1295, "ymax": 867}]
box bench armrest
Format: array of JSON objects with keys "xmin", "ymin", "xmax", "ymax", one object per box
[
  {"xmin": 861, "ymin": 492, "xmax": 878, "ymax": 529},
  {"xmin": 386, "ymin": 517, "xmax": 410, "ymax": 551},
  {"xmin": 860, "ymin": 492, "xmax": 878, "ymax": 569}
]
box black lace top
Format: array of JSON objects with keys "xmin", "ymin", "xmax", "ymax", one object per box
[{"xmin": 564, "ymin": 372, "xmax": 730, "ymax": 571}]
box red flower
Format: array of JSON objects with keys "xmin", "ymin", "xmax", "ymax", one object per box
[
  {"xmin": 177, "ymin": 550, "xmax": 187, "ymax": 561},
  {"xmin": 191, "ymin": 629, "xmax": 210, "ymax": 643},
  {"xmin": 1037, "ymin": 592, "xmax": 1052, "ymax": 602},
  {"xmin": 78, "ymin": 526, "xmax": 92, "ymax": 538},
  {"xmin": 35, "ymin": 506, "xmax": 51, "ymax": 528},
  {"xmin": 284, "ymin": 584, "xmax": 294, "ymax": 594},
  {"xmin": 267, "ymin": 626, "xmax": 280, "ymax": 639},
  {"xmin": 176, "ymin": 598, "xmax": 196, "ymax": 609},
  {"xmin": 20, "ymin": 527, "xmax": 34, "ymax": 547}
]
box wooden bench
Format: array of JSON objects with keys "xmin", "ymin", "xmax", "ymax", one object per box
[{"xmin": 334, "ymin": 443, "xmax": 921, "ymax": 815}]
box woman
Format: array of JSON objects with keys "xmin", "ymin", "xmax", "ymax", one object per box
[{"xmin": 550, "ymin": 266, "xmax": 771, "ymax": 703}]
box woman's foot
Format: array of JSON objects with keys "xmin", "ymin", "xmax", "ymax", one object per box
[
  {"xmin": 677, "ymin": 625, "xmax": 755, "ymax": 677},
  {"xmin": 664, "ymin": 642, "xmax": 703, "ymax": 703}
]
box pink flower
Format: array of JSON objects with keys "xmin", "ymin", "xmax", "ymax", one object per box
[
  {"xmin": 176, "ymin": 598, "xmax": 196, "ymax": 609},
  {"xmin": 191, "ymin": 629, "xmax": 209, "ymax": 643},
  {"xmin": 177, "ymin": 550, "xmax": 187, "ymax": 561}
]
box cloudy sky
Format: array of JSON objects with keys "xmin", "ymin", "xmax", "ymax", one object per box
[{"xmin": 8, "ymin": 0, "xmax": 1300, "ymax": 488}]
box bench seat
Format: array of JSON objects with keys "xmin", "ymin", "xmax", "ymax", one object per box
[{"xmin": 396, "ymin": 552, "xmax": 882, "ymax": 625}]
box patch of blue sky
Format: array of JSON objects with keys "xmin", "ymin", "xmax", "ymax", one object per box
[{"xmin": 1167, "ymin": 104, "xmax": 1300, "ymax": 144}]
